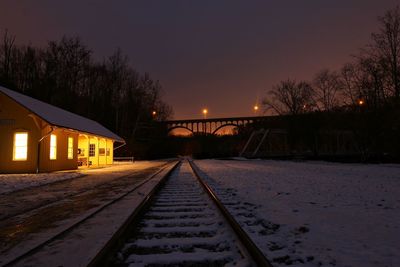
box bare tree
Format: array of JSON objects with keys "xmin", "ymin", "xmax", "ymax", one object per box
[
  {"xmin": 340, "ymin": 63, "xmax": 362, "ymax": 107},
  {"xmin": 0, "ymin": 29, "xmax": 16, "ymax": 83},
  {"xmin": 313, "ymin": 69, "xmax": 343, "ymax": 111},
  {"xmin": 371, "ymin": 6, "xmax": 400, "ymax": 99},
  {"xmin": 0, "ymin": 31, "xmax": 173, "ymax": 147},
  {"xmin": 358, "ymin": 56, "xmax": 387, "ymax": 108},
  {"xmin": 263, "ymin": 79, "xmax": 315, "ymax": 115}
]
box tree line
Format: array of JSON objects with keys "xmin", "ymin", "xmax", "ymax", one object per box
[
  {"xmin": 263, "ymin": 7, "xmax": 400, "ymax": 114},
  {"xmin": 259, "ymin": 7, "xmax": 400, "ymax": 161},
  {"xmin": 0, "ymin": 33, "xmax": 172, "ymax": 155}
]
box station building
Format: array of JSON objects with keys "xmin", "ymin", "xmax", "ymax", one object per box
[{"xmin": 0, "ymin": 86, "xmax": 125, "ymax": 173}]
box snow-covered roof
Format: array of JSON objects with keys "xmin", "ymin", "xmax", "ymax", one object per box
[{"xmin": 0, "ymin": 86, "xmax": 124, "ymax": 142}]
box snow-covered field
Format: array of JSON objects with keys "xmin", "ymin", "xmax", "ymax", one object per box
[{"xmin": 195, "ymin": 159, "xmax": 400, "ymax": 267}]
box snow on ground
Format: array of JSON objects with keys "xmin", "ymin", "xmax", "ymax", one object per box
[
  {"xmin": 118, "ymin": 162, "xmax": 250, "ymax": 266},
  {"xmin": 0, "ymin": 162, "xmax": 175, "ymax": 267},
  {"xmin": 0, "ymin": 172, "xmax": 83, "ymax": 195},
  {"xmin": 195, "ymin": 159, "xmax": 400, "ymax": 267},
  {"xmin": 0, "ymin": 162, "xmax": 142, "ymax": 195}
]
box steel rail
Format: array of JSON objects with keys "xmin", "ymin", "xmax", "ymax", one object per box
[
  {"xmin": 0, "ymin": 162, "xmax": 172, "ymax": 222},
  {"xmin": 88, "ymin": 160, "xmax": 181, "ymax": 267},
  {"xmin": 2, "ymin": 160, "xmax": 179, "ymax": 267},
  {"xmin": 188, "ymin": 159, "xmax": 273, "ymax": 267}
]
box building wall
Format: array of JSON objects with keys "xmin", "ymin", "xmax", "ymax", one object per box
[
  {"xmin": 98, "ymin": 138, "xmax": 107, "ymax": 165},
  {"xmin": 0, "ymin": 92, "xmax": 40, "ymax": 173},
  {"xmin": 88, "ymin": 136, "xmax": 99, "ymax": 167},
  {"xmin": 1, "ymin": 91, "xmax": 117, "ymax": 173},
  {"xmin": 78, "ymin": 134, "xmax": 89, "ymax": 166},
  {"xmin": 78, "ymin": 134, "xmax": 114, "ymax": 168},
  {"xmin": 1, "ymin": 91, "xmax": 79, "ymax": 173},
  {"xmin": 38, "ymin": 126, "xmax": 79, "ymax": 172},
  {"xmin": 106, "ymin": 139, "xmax": 114, "ymax": 164}
]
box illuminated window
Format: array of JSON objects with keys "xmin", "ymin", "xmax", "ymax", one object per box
[
  {"xmin": 89, "ymin": 144, "xmax": 95, "ymax": 157},
  {"xmin": 68, "ymin": 137, "xmax": 74, "ymax": 159},
  {"xmin": 13, "ymin": 132, "xmax": 28, "ymax": 161},
  {"xmin": 99, "ymin": 148, "xmax": 105, "ymax": 156},
  {"xmin": 50, "ymin": 134, "xmax": 57, "ymax": 160}
]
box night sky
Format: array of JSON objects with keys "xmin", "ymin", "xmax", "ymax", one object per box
[{"xmin": 1, "ymin": 1, "xmax": 398, "ymax": 119}]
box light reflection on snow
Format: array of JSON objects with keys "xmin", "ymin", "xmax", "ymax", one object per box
[{"xmin": 0, "ymin": 161, "xmax": 166, "ymax": 195}]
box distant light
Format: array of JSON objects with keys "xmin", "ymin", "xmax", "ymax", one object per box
[
  {"xmin": 202, "ymin": 108, "xmax": 208, "ymax": 119},
  {"xmin": 358, "ymin": 99, "xmax": 364, "ymax": 106},
  {"xmin": 253, "ymin": 105, "xmax": 259, "ymax": 111},
  {"xmin": 152, "ymin": 111, "xmax": 157, "ymax": 116}
]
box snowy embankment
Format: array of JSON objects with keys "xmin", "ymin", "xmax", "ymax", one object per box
[{"xmin": 195, "ymin": 159, "xmax": 400, "ymax": 267}]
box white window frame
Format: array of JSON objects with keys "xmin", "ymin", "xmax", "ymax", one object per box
[
  {"xmin": 89, "ymin": 144, "xmax": 96, "ymax": 157},
  {"xmin": 13, "ymin": 132, "xmax": 28, "ymax": 161}
]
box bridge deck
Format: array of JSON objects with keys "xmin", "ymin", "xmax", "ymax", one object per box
[
  {"xmin": 164, "ymin": 115, "xmax": 274, "ymax": 124},
  {"xmin": 163, "ymin": 116, "xmax": 278, "ymax": 135}
]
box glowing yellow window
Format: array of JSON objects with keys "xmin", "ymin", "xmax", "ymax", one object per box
[
  {"xmin": 68, "ymin": 137, "xmax": 74, "ymax": 159},
  {"xmin": 50, "ymin": 134, "xmax": 57, "ymax": 160},
  {"xmin": 13, "ymin": 132, "xmax": 28, "ymax": 161}
]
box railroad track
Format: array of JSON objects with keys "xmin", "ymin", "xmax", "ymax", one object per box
[
  {"xmin": 1, "ymin": 161, "xmax": 179, "ymax": 267},
  {"xmin": 2, "ymin": 159, "xmax": 272, "ymax": 266},
  {"xmin": 92, "ymin": 159, "xmax": 272, "ymax": 267},
  {"xmin": 0, "ymin": 161, "xmax": 171, "ymax": 222}
]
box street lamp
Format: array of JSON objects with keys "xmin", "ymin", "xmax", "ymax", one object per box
[
  {"xmin": 152, "ymin": 110, "xmax": 157, "ymax": 116},
  {"xmin": 202, "ymin": 108, "xmax": 208, "ymax": 119},
  {"xmin": 253, "ymin": 105, "xmax": 259, "ymax": 115}
]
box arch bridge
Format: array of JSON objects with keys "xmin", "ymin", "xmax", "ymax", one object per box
[{"xmin": 164, "ymin": 116, "xmax": 271, "ymax": 135}]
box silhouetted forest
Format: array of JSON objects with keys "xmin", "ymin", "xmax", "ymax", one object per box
[
  {"xmin": 255, "ymin": 7, "xmax": 400, "ymax": 162},
  {"xmin": 264, "ymin": 7, "xmax": 400, "ymax": 114},
  {"xmin": 0, "ymin": 33, "xmax": 172, "ymax": 156}
]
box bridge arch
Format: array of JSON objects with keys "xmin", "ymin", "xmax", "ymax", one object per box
[
  {"xmin": 167, "ymin": 125, "xmax": 194, "ymax": 135},
  {"xmin": 212, "ymin": 123, "xmax": 240, "ymax": 135},
  {"xmin": 164, "ymin": 116, "xmax": 268, "ymax": 135}
]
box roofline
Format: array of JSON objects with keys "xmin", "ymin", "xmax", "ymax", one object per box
[
  {"xmin": 51, "ymin": 122, "xmax": 125, "ymax": 142},
  {"xmin": 53, "ymin": 123, "xmax": 126, "ymax": 143},
  {"xmin": 0, "ymin": 89, "xmax": 125, "ymax": 143},
  {"xmin": 0, "ymin": 89, "xmax": 53, "ymax": 126}
]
